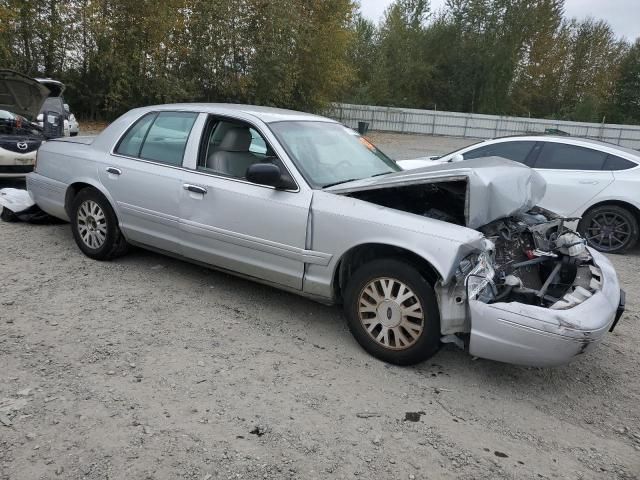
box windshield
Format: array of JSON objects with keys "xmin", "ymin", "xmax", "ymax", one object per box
[
  {"xmin": 269, "ymin": 121, "xmax": 400, "ymax": 188},
  {"xmin": 0, "ymin": 110, "xmax": 42, "ymax": 137}
]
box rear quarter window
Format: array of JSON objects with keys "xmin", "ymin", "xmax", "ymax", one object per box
[{"xmin": 603, "ymin": 154, "xmax": 637, "ymax": 171}]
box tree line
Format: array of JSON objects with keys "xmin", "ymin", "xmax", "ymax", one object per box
[{"xmin": 0, "ymin": 0, "xmax": 638, "ymax": 124}]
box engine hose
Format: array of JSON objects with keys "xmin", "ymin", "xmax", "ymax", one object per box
[
  {"xmin": 512, "ymin": 256, "xmax": 550, "ymax": 268},
  {"xmin": 490, "ymin": 285, "xmax": 513, "ymax": 303}
]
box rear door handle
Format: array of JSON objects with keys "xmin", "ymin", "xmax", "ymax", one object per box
[
  {"xmin": 106, "ymin": 167, "xmax": 122, "ymax": 175},
  {"xmin": 183, "ymin": 184, "xmax": 207, "ymax": 195},
  {"xmin": 578, "ymin": 180, "xmax": 598, "ymax": 185}
]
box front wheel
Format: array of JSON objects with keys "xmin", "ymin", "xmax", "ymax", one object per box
[
  {"xmin": 343, "ymin": 258, "xmax": 441, "ymax": 365},
  {"xmin": 579, "ymin": 205, "xmax": 639, "ymax": 254},
  {"xmin": 70, "ymin": 188, "xmax": 129, "ymax": 260}
]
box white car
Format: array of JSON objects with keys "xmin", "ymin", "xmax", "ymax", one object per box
[
  {"xmin": 0, "ymin": 70, "xmax": 48, "ymax": 178},
  {"xmin": 399, "ymin": 136, "xmax": 640, "ymax": 253},
  {"xmin": 65, "ymin": 104, "xmax": 80, "ymax": 136}
]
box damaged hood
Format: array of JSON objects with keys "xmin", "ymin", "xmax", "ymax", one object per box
[
  {"xmin": 0, "ymin": 70, "xmax": 51, "ymax": 121},
  {"xmin": 326, "ymin": 157, "xmax": 547, "ymax": 229}
]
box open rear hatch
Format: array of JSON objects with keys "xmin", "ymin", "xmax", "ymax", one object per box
[{"xmin": 0, "ymin": 70, "xmax": 50, "ymax": 121}]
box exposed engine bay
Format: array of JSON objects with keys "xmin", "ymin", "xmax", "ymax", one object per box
[
  {"xmin": 474, "ymin": 208, "xmax": 601, "ymax": 309},
  {"xmin": 345, "ymin": 183, "xmax": 601, "ymax": 314},
  {"xmin": 345, "ymin": 181, "xmax": 467, "ymax": 226}
]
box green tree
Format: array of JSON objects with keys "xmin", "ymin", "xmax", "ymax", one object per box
[
  {"xmin": 608, "ymin": 39, "xmax": 640, "ymax": 124},
  {"xmin": 369, "ymin": 0, "xmax": 432, "ymax": 107},
  {"xmin": 343, "ymin": 13, "xmax": 377, "ymax": 104},
  {"xmin": 561, "ymin": 18, "xmax": 627, "ymax": 122},
  {"xmin": 509, "ymin": 0, "xmax": 571, "ymax": 117}
]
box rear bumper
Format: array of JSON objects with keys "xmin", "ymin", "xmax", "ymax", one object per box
[
  {"xmin": 469, "ymin": 248, "xmax": 622, "ymax": 367},
  {"xmin": 26, "ymin": 172, "xmax": 69, "ymax": 220}
]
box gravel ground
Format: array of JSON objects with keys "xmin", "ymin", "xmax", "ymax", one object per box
[{"xmin": 1, "ymin": 133, "xmax": 639, "ymax": 480}]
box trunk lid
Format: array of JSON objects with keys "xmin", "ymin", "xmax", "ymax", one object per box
[{"xmin": 48, "ymin": 135, "xmax": 95, "ymax": 145}]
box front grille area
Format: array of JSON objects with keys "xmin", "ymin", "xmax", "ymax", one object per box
[
  {"xmin": 0, "ymin": 140, "xmax": 41, "ymax": 154},
  {"xmin": 0, "ymin": 165, "xmax": 34, "ymax": 174}
]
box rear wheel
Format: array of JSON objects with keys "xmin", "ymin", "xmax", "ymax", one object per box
[
  {"xmin": 343, "ymin": 258, "xmax": 441, "ymax": 365},
  {"xmin": 70, "ymin": 188, "xmax": 128, "ymax": 260},
  {"xmin": 579, "ymin": 205, "xmax": 638, "ymax": 254}
]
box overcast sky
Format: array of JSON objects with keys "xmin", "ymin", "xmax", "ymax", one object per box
[{"xmin": 359, "ymin": 0, "xmax": 640, "ymax": 42}]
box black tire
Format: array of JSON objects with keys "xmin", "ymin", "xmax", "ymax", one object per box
[
  {"xmin": 1, "ymin": 207, "xmax": 19, "ymax": 222},
  {"xmin": 70, "ymin": 188, "xmax": 129, "ymax": 260},
  {"xmin": 578, "ymin": 205, "xmax": 639, "ymax": 254},
  {"xmin": 343, "ymin": 258, "xmax": 441, "ymax": 365}
]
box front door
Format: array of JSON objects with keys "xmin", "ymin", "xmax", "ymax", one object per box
[{"xmin": 179, "ymin": 116, "xmax": 312, "ymax": 290}]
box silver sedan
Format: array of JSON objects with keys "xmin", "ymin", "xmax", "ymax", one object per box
[{"xmin": 27, "ymin": 104, "xmax": 625, "ymax": 366}]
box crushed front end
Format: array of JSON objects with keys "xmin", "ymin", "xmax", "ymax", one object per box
[{"xmin": 440, "ymin": 208, "xmax": 624, "ymax": 367}]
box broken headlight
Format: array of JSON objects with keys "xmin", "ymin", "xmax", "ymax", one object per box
[{"xmin": 464, "ymin": 251, "xmax": 496, "ymax": 301}]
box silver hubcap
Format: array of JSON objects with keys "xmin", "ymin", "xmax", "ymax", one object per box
[
  {"xmin": 358, "ymin": 277, "xmax": 424, "ymax": 351},
  {"xmin": 77, "ymin": 200, "xmax": 107, "ymax": 249}
]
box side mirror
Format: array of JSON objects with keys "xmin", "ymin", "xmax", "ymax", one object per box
[
  {"xmin": 246, "ymin": 163, "xmax": 283, "ymax": 188},
  {"xmin": 449, "ymin": 154, "xmax": 464, "ymax": 163},
  {"xmin": 36, "ymin": 113, "xmax": 44, "ymax": 122},
  {"xmin": 63, "ymin": 104, "xmax": 70, "ymax": 113}
]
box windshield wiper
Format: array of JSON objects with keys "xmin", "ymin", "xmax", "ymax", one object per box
[{"xmin": 322, "ymin": 179, "xmax": 358, "ymax": 189}]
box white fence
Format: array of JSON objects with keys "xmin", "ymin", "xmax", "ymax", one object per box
[{"xmin": 330, "ymin": 103, "xmax": 640, "ymax": 150}]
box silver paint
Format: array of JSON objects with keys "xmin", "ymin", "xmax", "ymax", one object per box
[{"xmin": 27, "ymin": 103, "xmax": 621, "ymax": 367}]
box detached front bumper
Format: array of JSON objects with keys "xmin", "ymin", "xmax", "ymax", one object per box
[{"xmin": 468, "ymin": 248, "xmax": 623, "ymax": 367}]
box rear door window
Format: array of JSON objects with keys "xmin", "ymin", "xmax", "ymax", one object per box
[
  {"xmin": 140, "ymin": 112, "xmax": 198, "ymax": 166},
  {"xmin": 463, "ymin": 141, "xmax": 536, "ymax": 165},
  {"xmin": 534, "ymin": 142, "xmax": 608, "ymax": 170}
]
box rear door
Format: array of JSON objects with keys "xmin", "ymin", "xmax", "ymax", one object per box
[
  {"xmin": 530, "ymin": 142, "xmax": 614, "ymax": 217},
  {"xmin": 99, "ymin": 111, "xmax": 199, "ymax": 253}
]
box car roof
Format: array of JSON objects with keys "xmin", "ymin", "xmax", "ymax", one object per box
[
  {"xmin": 137, "ymin": 103, "xmax": 336, "ymax": 125},
  {"xmin": 478, "ymin": 135, "xmax": 640, "ymax": 160}
]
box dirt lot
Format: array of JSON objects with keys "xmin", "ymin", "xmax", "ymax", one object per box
[{"xmin": 1, "ymin": 133, "xmax": 639, "ymax": 480}]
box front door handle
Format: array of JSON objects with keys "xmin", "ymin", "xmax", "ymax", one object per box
[
  {"xmin": 578, "ymin": 180, "xmax": 598, "ymax": 185},
  {"xmin": 106, "ymin": 167, "xmax": 122, "ymax": 175},
  {"xmin": 183, "ymin": 184, "xmax": 207, "ymax": 195}
]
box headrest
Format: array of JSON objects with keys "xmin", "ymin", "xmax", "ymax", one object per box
[{"xmin": 219, "ymin": 127, "xmax": 252, "ymax": 152}]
